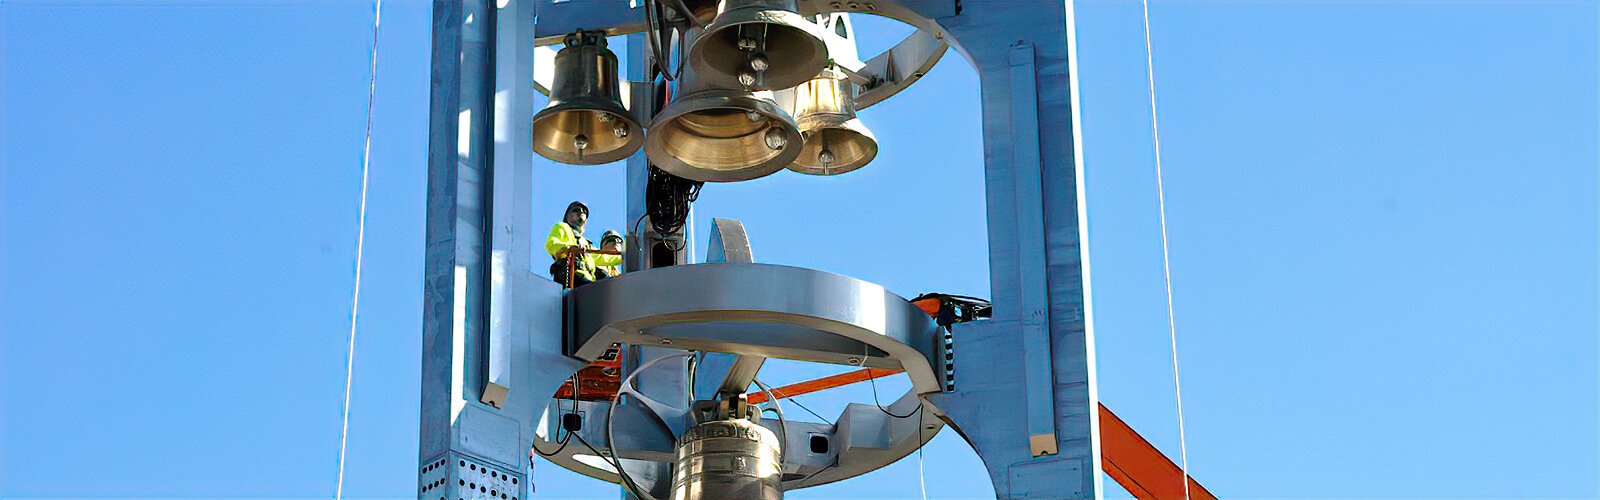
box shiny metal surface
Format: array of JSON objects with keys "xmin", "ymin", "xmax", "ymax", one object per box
[
  {"xmin": 786, "ymin": 68, "xmax": 877, "ymax": 175},
  {"xmin": 645, "ymin": 63, "xmax": 802, "ymax": 182},
  {"xmin": 697, "ymin": 219, "xmax": 769, "ymax": 400},
  {"xmin": 531, "ymin": 32, "xmax": 644, "ymax": 165},
  {"xmin": 565, "ymin": 263, "xmax": 944, "ymax": 396},
  {"xmin": 689, "ymin": 0, "xmax": 829, "ymax": 91},
  {"xmin": 670, "ymin": 418, "xmax": 785, "ymax": 500}
]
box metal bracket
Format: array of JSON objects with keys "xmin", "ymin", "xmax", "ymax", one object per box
[{"xmin": 1007, "ymin": 42, "xmax": 1058, "ymax": 457}]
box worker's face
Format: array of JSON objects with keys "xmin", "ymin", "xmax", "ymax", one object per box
[
  {"xmin": 566, "ymin": 209, "xmax": 587, "ymax": 229},
  {"xmin": 603, "ymin": 239, "xmax": 622, "ymax": 252}
]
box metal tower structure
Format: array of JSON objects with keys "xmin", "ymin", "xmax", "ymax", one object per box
[{"xmin": 417, "ymin": 0, "xmax": 1118, "ymax": 498}]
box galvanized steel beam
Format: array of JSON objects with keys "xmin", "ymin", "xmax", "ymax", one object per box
[{"xmin": 922, "ymin": 1, "xmax": 1103, "ymax": 497}]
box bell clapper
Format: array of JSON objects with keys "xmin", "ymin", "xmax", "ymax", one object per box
[
  {"xmin": 734, "ymin": 25, "xmax": 771, "ymax": 88},
  {"xmin": 737, "ymin": 27, "xmax": 758, "ymax": 52},
  {"xmin": 574, "ymin": 133, "xmax": 589, "ymax": 161},
  {"xmin": 764, "ymin": 127, "xmax": 787, "ymax": 150},
  {"xmin": 744, "ymin": 54, "xmax": 769, "ymax": 87},
  {"xmin": 575, "ymin": 111, "xmax": 591, "ymax": 160},
  {"xmin": 819, "ymin": 134, "xmax": 836, "ymax": 174}
]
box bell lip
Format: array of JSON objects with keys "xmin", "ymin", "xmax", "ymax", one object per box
[
  {"xmin": 787, "ymin": 118, "xmax": 878, "ymax": 176},
  {"xmin": 530, "ymin": 101, "xmax": 645, "ymax": 165},
  {"xmin": 686, "ymin": 8, "xmax": 830, "ymax": 92},
  {"xmin": 644, "ymin": 89, "xmax": 804, "ymax": 183}
]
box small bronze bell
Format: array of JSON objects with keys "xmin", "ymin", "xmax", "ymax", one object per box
[
  {"xmin": 645, "ymin": 56, "xmax": 802, "ymax": 183},
  {"xmin": 531, "ymin": 31, "xmax": 644, "ymax": 165},
  {"xmin": 687, "ymin": 0, "xmax": 829, "ymax": 91},
  {"xmin": 787, "ymin": 67, "xmax": 877, "ymax": 176}
]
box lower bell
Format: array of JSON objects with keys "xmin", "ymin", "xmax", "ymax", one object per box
[{"xmin": 787, "ymin": 68, "xmax": 877, "ymax": 176}]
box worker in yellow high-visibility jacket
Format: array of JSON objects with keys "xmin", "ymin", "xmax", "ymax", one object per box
[
  {"xmin": 596, "ymin": 230, "xmax": 625, "ymax": 279},
  {"xmin": 545, "ymin": 201, "xmax": 621, "ymax": 287}
]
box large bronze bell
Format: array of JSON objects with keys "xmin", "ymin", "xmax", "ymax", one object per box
[
  {"xmin": 531, "ymin": 31, "xmax": 643, "ymax": 165},
  {"xmin": 645, "ymin": 61, "xmax": 802, "ymax": 183},
  {"xmin": 786, "ymin": 67, "xmax": 877, "ymax": 175},
  {"xmin": 686, "ymin": 0, "xmax": 829, "ymax": 91}
]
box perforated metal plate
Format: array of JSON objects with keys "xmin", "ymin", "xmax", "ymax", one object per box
[{"xmin": 418, "ymin": 452, "xmax": 526, "ymax": 500}]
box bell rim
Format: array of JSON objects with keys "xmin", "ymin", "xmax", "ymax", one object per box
[
  {"xmin": 531, "ymin": 102, "xmax": 645, "ymax": 165},
  {"xmin": 645, "ymin": 90, "xmax": 804, "ymax": 183},
  {"xmin": 686, "ymin": 8, "xmax": 830, "ymax": 92},
  {"xmin": 787, "ymin": 115, "xmax": 877, "ymax": 175}
]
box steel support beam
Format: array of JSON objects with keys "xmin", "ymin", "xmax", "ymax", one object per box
[
  {"xmin": 419, "ymin": 2, "xmax": 584, "ymax": 499},
  {"xmin": 923, "ymin": 1, "xmax": 1103, "ymax": 497}
]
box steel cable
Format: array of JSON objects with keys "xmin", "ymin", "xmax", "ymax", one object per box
[
  {"xmin": 1140, "ymin": 2, "xmax": 1191, "ymax": 499},
  {"xmin": 335, "ymin": 0, "xmax": 381, "ymax": 498}
]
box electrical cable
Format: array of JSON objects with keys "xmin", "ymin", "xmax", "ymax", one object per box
[
  {"xmin": 785, "ymin": 395, "xmax": 830, "ymax": 423},
  {"xmin": 531, "ymin": 375, "xmax": 581, "ymax": 457},
  {"xmin": 643, "ymin": 0, "xmax": 677, "ymax": 81},
  {"xmin": 664, "ymin": 0, "xmax": 702, "ymax": 28},
  {"xmin": 335, "ymin": 1, "xmax": 380, "ymax": 498},
  {"xmin": 794, "ymin": 463, "xmax": 837, "ymax": 486},
  {"xmin": 862, "ymin": 346, "xmax": 923, "ymax": 419},
  {"xmin": 765, "ymin": 389, "xmax": 835, "ymax": 487},
  {"xmin": 687, "ymin": 352, "xmax": 699, "ymax": 403},
  {"xmin": 1140, "ymin": 2, "xmax": 1191, "ymax": 499},
  {"xmin": 645, "ymin": 165, "xmax": 702, "ymax": 249},
  {"xmin": 606, "ymin": 353, "xmax": 696, "ymax": 500},
  {"xmin": 916, "ymin": 414, "xmax": 928, "ymax": 500},
  {"xmin": 751, "ymin": 378, "xmax": 788, "ymax": 467},
  {"xmin": 569, "ymin": 430, "xmax": 644, "ymax": 494}
]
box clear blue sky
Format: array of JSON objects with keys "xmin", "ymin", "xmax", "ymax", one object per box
[{"xmin": 3, "ymin": 0, "xmax": 1597, "ymax": 498}]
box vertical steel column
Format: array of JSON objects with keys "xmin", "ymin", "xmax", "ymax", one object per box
[
  {"xmin": 625, "ymin": 33, "xmax": 654, "ymax": 273},
  {"xmin": 926, "ymin": 1, "xmax": 1103, "ymax": 498},
  {"xmin": 419, "ymin": 0, "xmax": 493, "ymax": 467},
  {"xmin": 420, "ymin": 1, "xmax": 581, "ymax": 498}
]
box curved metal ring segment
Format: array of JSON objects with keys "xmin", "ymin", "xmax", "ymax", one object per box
[{"xmin": 565, "ymin": 263, "xmax": 944, "ymax": 396}]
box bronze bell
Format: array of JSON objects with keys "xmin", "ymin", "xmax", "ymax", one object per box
[
  {"xmin": 787, "ymin": 66, "xmax": 877, "ymax": 175},
  {"xmin": 645, "ymin": 53, "xmax": 803, "ymax": 183},
  {"xmin": 686, "ymin": 0, "xmax": 829, "ymax": 91},
  {"xmin": 531, "ymin": 31, "xmax": 644, "ymax": 165}
]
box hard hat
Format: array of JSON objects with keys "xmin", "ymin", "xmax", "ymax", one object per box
[
  {"xmin": 566, "ymin": 201, "xmax": 589, "ymax": 215},
  {"xmin": 601, "ymin": 230, "xmax": 624, "ymax": 245}
]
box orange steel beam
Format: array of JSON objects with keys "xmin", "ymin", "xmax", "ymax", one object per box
[
  {"xmin": 745, "ymin": 368, "xmax": 904, "ymax": 404},
  {"xmin": 746, "ymin": 369, "xmax": 1216, "ymax": 499},
  {"xmin": 1100, "ymin": 403, "xmax": 1217, "ymax": 500}
]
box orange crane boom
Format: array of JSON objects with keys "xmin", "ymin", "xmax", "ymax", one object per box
[
  {"xmin": 746, "ymin": 368, "xmax": 1215, "ymax": 500},
  {"xmin": 1099, "ymin": 403, "xmax": 1217, "ymax": 500}
]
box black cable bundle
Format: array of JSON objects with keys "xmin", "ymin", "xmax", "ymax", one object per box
[{"xmin": 645, "ymin": 165, "xmax": 702, "ymax": 249}]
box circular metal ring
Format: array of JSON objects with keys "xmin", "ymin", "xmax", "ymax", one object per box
[
  {"xmin": 566, "ymin": 263, "xmax": 943, "ymax": 394},
  {"xmin": 539, "ymin": 263, "xmax": 947, "ymax": 489}
]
